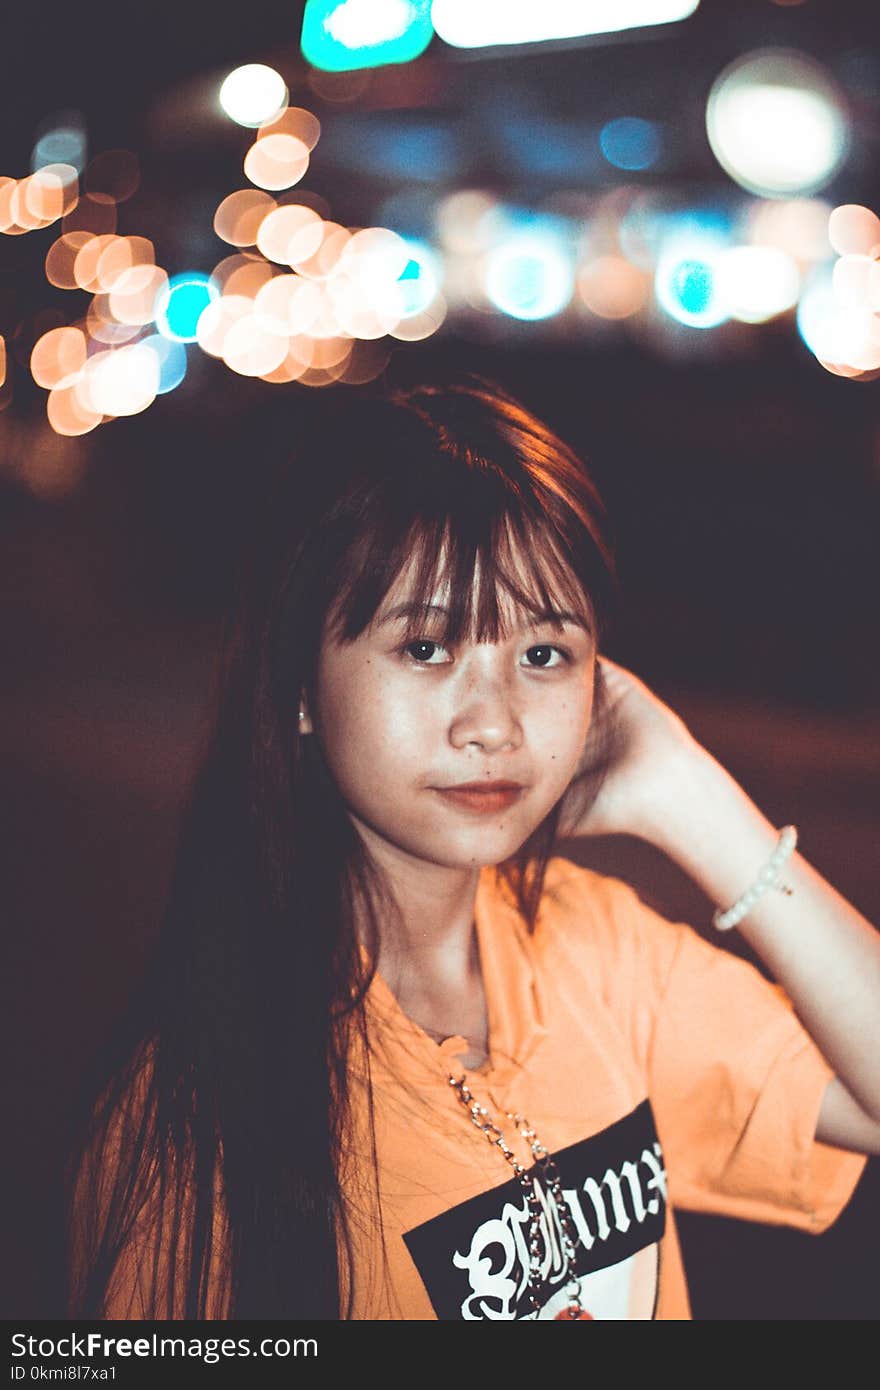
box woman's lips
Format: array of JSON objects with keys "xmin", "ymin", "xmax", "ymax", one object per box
[{"xmin": 434, "ymin": 786, "xmax": 524, "ymax": 815}]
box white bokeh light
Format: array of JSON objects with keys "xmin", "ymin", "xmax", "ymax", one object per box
[
  {"xmin": 707, "ymin": 50, "xmax": 849, "ymax": 198},
  {"xmin": 219, "ymin": 65, "xmax": 289, "ymax": 129},
  {"xmin": 716, "ymin": 245, "xmax": 800, "ymax": 323}
]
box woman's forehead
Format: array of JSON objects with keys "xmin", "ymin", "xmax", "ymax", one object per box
[{"xmin": 372, "ymin": 545, "xmax": 591, "ymax": 633}]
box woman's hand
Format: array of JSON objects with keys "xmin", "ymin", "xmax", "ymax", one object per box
[{"xmin": 561, "ymin": 655, "xmax": 706, "ymax": 840}]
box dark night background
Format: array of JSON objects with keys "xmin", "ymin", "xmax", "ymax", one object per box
[{"xmin": 2, "ymin": 0, "xmax": 878, "ymax": 1320}]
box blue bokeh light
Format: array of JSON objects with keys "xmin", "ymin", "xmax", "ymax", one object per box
[
  {"xmin": 397, "ymin": 239, "xmax": 442, "ymax": 317},
  {"xmin": 600, "ymin": 117, "xmax": 662, "ymax": 171},
  {"xmin": 141, "ymin": 334, "xmax": 188, "ymax": 394},
  {"xmin": 155, "ymin": 273, "xmax": 218, "ymax": 343},
  {"xmin": 655, "ymin": 242, "xmax": 729, "ymax": 329},
  {"xmin": 485, "ymin": 235, "xmax": 573, "ymax": 321}
]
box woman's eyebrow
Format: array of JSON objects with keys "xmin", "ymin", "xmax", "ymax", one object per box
[{"xmin": 376, "ymin": 602, "xmax": 593, "ymax": 634}]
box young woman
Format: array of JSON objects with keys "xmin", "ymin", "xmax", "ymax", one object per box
[{"xmin": 65, "ymin": 378, "xmax": 878, "ymax": 1321}]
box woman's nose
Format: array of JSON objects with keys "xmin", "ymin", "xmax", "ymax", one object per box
[{"xmin": 448, "ymin": 667, "xmax": 523, "ymax": 753}]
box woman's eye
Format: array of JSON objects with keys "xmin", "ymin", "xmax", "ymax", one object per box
[
  {"xmin": 523, "ymin": 644, "xmax": 569, "ymax": 669},
  {"xmin": 403, "ymin": 639, "xmax": 452, "ymax": 665}
]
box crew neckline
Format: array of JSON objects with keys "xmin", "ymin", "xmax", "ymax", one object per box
[{"xmin": 366, "ymin": 864, "xmax": 548, "ymax": 1089}]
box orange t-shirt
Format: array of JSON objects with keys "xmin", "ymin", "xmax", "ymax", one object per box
[{"xmin": 342, "ymin": 856, "xmax": 867, "ymax": 1320}]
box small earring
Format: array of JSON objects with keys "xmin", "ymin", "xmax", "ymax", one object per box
[{"xmin": 298, "ymin": 711, "xmax": 305, "ymax": 721}]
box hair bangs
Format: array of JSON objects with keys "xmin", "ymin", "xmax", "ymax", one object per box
[{"xmin": 325, "ymin": 487, "xmax": 597, "ymax": 653}]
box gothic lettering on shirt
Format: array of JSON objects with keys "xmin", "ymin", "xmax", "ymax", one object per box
[{"xmin": 403, "ymin": 1100, "xmax": 666, "ymax": 1320}]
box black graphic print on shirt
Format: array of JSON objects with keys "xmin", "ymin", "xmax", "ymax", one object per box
[{"xmin": 403, "ymin": 1100, "xmax": 666, "ymax": 1320}]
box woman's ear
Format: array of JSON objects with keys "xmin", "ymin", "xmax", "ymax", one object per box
[{"xmin": 298, "ymin": 703, "xmax": 314, "ymax": 735}]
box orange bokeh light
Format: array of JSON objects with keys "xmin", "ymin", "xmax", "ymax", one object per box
[
  {"xmin": 47, "ymin": 381, "xmax": 102, "ymax": 436},
  {"xmin": 578, "ymin": 255, "xmax": 649, "ymax": 319},
  {"xmin": 260, "ymin": 346, "xmax": 310, "ymax": 384},
  {"xmin": 828, "ymin": 204, "xmax": 880, "ymax": 258},
  {"xmin": 223, "ymin": 258, "xmax": 276, "ymax": 300},
  {"xmin": 258, "ymin": 106, "xmax": 321, "ymax": 152},
  {"xmin": 25, "ymin": 164, "xmax": 79, "ymax": 223},
  {"xmin": 243, "ymin": 134, "xmax": 309, "ymax": 192},
  {"xmin": 109, "ymin": 264, "xmax": 168, "ymax": 326},
  {"xmin": 213, "ymin": 189, "xmax": 277, "ymax": 247},
  {"xmin": 221, "ymin": 314, "xmax": 289, "ymax": 377},
  {"xmin": 95, "ymin": 235, "xmax": 155, "ymax": 292},
  {"xmin": 253, "ymin": 274, "xmax": 301, "ymax": 335},
  {"xmin": 73, "ymin": 234, "xmax": 121, "ymax": 292},
  {"xmin": 45, "ymin": 231, "xmax": 94, "ymax": 289},
  {"xmin": 31, "ymin": 326, "xmax": 87, "ymax": 389},
  {"xmin": 292, "ymin": 221, "xmax": 350, "ymax": 280},
  {"xmin": 196, "ymin": 294, "xmax": 253, "ymax": 358},
  {"xmin": 257, "ymin": 204, "xmax": 323, "ymax": 266},
  {"xmin": 87, "ymin": 299, "xmax": 143, "ymax": 345},
  {"xmin": 0, "ymin": 177, "xmax": 16, "ymax": 232},
  {"xmin": 10, "ymin": 177, "xmax": 55, "ymax": 231}
]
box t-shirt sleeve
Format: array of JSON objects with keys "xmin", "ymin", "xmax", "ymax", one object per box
[{"xmin": 544, "ymin": 858, "xmax": 869, "ymax": 1234}]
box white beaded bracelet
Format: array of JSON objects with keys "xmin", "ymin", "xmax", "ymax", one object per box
[{"xmin": 712, "ymin": 825, "xmax": 798, "ymax": 931}]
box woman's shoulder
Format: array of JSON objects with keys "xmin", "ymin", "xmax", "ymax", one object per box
[
  {"xmin": 538, "ymin": 854, "xmax": 670, "ymax": 935},
  {"xmin": 528, "ymin": 854, "xmax": 694, "ymax": 991}
]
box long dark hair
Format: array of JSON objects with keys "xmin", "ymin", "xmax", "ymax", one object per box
[{"xmin": 63, "ymin": 376, "xmax": 620, "ymax": 1319}]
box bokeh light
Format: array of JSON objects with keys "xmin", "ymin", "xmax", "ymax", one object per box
[
  {"xmin": 485, "ymin": 235, "xmax": 574, "ymax": 321},
  {"xmin": 655, "ymin": 240, "xmax": 728, "ymax": 328},
  {"xmin": 47, "ymin": 382, "xmax": 102, "ymax": 437},
  {"xmin": 258, "ymin": 107, "xmax": 321, "ymax": 151},
  {"xmin": 25, "ymin": 165, "xmax": 79, "ymax": 223},
  {"xmin": 221, "ymin": 313, "xmax": 290, "ymax": 377},
  {"xmin": 577, "ymin": 255, "xmax": 650, "ymax": 319},
  {"xmin": 195, "ymin": 295, "xmax": 254, "ymax": 359},
  {"xmin": 431, "ymin": 0, "xmax": 701, "ymax": 47},
  {"xmin": 219, "ymin": 65, "xmax": 289, "ymax": 128},
  {"xmin": 300, "ymin": 0, "xmax": 434, "ymax": 73},
  {"xmin": 706, "ymin": 50, "xmax": 849, "ymax": 197},
  {"xmin": 828, "ymin": 204, "xmax": 880, "ymax": 257},
  {"xmin": 244, "ymin": 134, "xmax": 310, "ymax": 191},
  {"xmin": 715, "ymin": 245, "xmax": 800, "ymax": 323},
  {"xmin": 30, "ymin": 326, "xmax": 87, "ymax": 389},
  {"xmin": 395, "ymin": 238, "xmax": 442, "ymax": 317},
  {"xmin": 747, "ymin": 198, "xmax": 832, "ymax": 264},
  {"xmin": 214, "ymin": 190, "xmax": 277, "ymax": 248},
  {"xmin": 600, "ymin": 117, "xmax": 662, "ymax": 172},
  {"xmin": 31, "ymin": 113, "xmax": 87, "ymax": 175},
  {"xmin": 95, "ymin": 236, "xmax": 155, "ymax": 293},
  {"xmin": 73, "ymin": 234, "xmax": 119, "ymax": 292},
  {"xmin": 109, "ymin": 265, "xmax": 169, "ymax": 327},
  {"xmin": 76, "ymin": 343, "xmax": 160, "ymax": 418},
  {"xmin": 141, "ymin": 334, "xmax": 188, "ymax": 394},
  {"xmin": 222, "ymin": 258, "xmax": 276, "ymax": 300},
  {"xmin": 257, "ymin": 204, "xmax": 323, "ymax": 265},
  {"xmin": 832, "ymin": 254, "xmax": 872, "ymax": 310},
  {"xmin": 155, "ymin": 273, "xmax": 218, "ymax": 342},
  {"xmin": 436, "ymin": 190, "xmax": 499, "ymax": 254}
]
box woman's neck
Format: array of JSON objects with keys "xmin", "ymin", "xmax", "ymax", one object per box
[{"xmin": 349, "ymin": 821, "xmax": 489, "ymax": 1058}]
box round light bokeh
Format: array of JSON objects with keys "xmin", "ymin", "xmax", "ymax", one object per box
[
  {"xmin": 655, "ymin": 238, "xmax": 729, "ymax": 329},
  {"xmin": 485, "ymin": 236, "xmax": 573, "ymax": 321},
  {"xmin": 219, "ymin": 65, "xmax": 289, "ymax": 129},
  {"xmin": 706, "ymin": 49, "xmax": 850, "ymax": 198}
]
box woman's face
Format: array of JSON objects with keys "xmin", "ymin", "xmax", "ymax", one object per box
[{"xmin": 305, "ymin": 554, "xmax": 597, "ymax": 878}]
